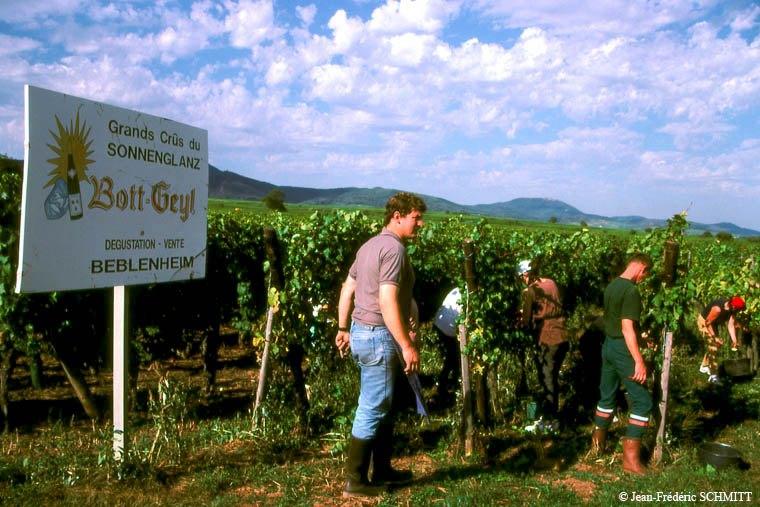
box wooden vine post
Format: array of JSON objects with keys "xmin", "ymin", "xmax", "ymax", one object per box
[
  {"xmin": 253, "ymin": 226, "xmax": 284, "ymax": 427},
  {"xmin": 750, "ymin": 256, "xmax": 759, "ymax": 374},
  {"xmin": 654, "ymin": 240, "xmax": 680, "ymax": 465},
  {"xmin": 459, "ymin": 238, "xmax": 477, "ymax": 455}
]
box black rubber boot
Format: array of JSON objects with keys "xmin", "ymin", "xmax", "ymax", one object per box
[
  {"xmin": 343, "ymin": 436, "xmax": 386, "ymax": 498},
  {"xmin": 371, "ymin": 422, "xmax": 413, "ymax": 485}
]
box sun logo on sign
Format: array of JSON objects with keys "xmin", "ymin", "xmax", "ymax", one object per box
[{"xmin": 43, "ymin": 110, "xmax": 94, "ymax": 221}]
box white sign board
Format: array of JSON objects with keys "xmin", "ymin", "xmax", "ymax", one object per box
[{"xmin": 16, "ymin": 85, "xmax": 208, "ymax": 293}]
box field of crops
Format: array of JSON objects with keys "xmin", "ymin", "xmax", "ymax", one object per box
[{"xmin": 1, "ymin": 158, "xmax": 759, "ymax": 504}]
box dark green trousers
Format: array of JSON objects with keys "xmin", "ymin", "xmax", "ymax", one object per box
[{"xmin": 593, "ymin": 337, "xmax": 652, "ymax": 439}]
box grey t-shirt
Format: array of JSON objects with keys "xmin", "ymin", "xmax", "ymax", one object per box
[{"xmin": 349, "ymin": 229, "xmax": 415, "ymax": 327}]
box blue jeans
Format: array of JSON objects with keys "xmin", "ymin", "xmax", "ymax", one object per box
[{"xmin": 350, "ymin": 322, "xmax": 401, "ymax": 440}]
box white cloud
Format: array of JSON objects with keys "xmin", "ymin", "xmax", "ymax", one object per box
[
  {"xmin": 0, "ymin": 0, "xmax": 84, "ymax": 24},
  {"xmin": 0, "ymin": 34, "xmax": 40, "ymax": 56},
  {"xmin": 659, "ymin": 120, "xmax": 735, "ymax": 151},
  {"xmin": 224, "ymin": 0, "xmax": 282, "ymax": 47},
  {"xmin": 639, "ymin": 144, "xmax": 760, "ymax": 196},
  {"xmin": 445, "ymin": 38, "xmax": 514, "ymax": 81},
  {"xmin": 729, "ymin": 5, "xmax": 760, "ymax": 32},
  {"xmin": 368, "ymin": 0, "xmax": 461, "ymax": 35},
  {"xmin": 152, "ymin": 1, "xmax": 227, "ymax": 63},
  {"xmin": 328, "ymin": 10, "xmax": 365, "ymax": 54},
  {"xmin": 296, "ymin": 4, "xmax": 317, "ymax": 26},
  {"xmin": 265, "ymin": 57, "xmax": 292, "ymax": 85},
  {"xmin": 87, "ymin": 2, "xmax": 141, "ymax": 23},
  {"xmin": 307, "ymin": 63, "xmax": 359, "ymax": 101},
  {"xmin": 384, "ymin": 32, "xmax": 437, "ymax": 67},
  {"xmin": 471, "ymin": 0, "xmax": 720, "ymax": 36},
  {"xmin": 2, "ymin": 0, "xmax": 760, "ymax": 229}
]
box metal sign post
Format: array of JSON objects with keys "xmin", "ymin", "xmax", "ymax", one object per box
[{"xmin": 113, "ymin": 285, "xmax": 130, "ymax": 461}]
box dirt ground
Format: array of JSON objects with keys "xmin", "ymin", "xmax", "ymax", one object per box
[
  {"xmin": 5, "ymin": 333, "xmax": 256, "ymax": 427},
  {"xmin": 1, "ymin": 338, "xmax": 608, "ymax": 504}
]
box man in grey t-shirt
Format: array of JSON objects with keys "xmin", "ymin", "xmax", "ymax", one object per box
[{"xmin": 335, "ymin": 192, "xmax": 426, "ymax": 498}]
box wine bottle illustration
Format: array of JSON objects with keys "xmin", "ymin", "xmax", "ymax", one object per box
[{"xmin": 66, "ymin": 153, "xmax": 83, "ymax": 220}]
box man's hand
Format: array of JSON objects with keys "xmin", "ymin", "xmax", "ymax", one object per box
[
  {"xmin": 629, "ymin": 359, "xmax": 647, "ymax": 384},
  {"xmin": 335, "ymin": 330, "xmax": 350, "ymax": 358},
  {"xmin": 401, "ymin": 344, "xmax": 419, "ymax": 374}
]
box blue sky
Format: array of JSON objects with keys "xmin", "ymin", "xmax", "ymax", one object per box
[{"xmin": 1, "ymin": 0, "xmax": 759, "ymax": 230}]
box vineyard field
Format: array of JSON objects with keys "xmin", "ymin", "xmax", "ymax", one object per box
[{"xmin": 1, "ymin": 160, "xmax": 759, "ymax": 504}]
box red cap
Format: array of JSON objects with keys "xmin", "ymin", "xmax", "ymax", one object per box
[{"xmin": 730, "ymin": 296, "xmax": 745, "ymax": 310}]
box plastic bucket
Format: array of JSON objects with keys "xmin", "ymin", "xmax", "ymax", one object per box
[
  {"xmin": 723, "ymin": 358, "xmax": 751, "ymax": 377},
  {"xmin": 526, "ymin": 401, "xmax": 537, "ymax": 420},
  {"xmin": 698, "ymin": 442, "xmax": 743, "ymax": 469}
]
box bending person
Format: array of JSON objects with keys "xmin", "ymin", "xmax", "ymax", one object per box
[{"xmin": 697, "ymin": 296, "xmax": 746, "ymax": 386}]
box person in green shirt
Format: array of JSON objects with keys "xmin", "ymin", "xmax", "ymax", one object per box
[{"xmin": 590, "ymin": 252, "xmax": 653, "ymax": 476}]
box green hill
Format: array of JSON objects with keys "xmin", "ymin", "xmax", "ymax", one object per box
[{"xmin": 209, "ymin": 165, "xmax": 759, "ymax": 237}]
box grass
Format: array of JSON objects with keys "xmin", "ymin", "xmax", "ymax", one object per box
[
  {"xmin": 3, "ymin": 415, "xmax": 755, "ymax": 506},
  {"xmin": 0, "ymin": 334, "xmax": 757, "ymax": 506}
]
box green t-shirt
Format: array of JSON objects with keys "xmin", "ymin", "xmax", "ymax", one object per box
[{"xmin": 603, "ymin": 277, "xmax": 641, "ymax": 338}]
